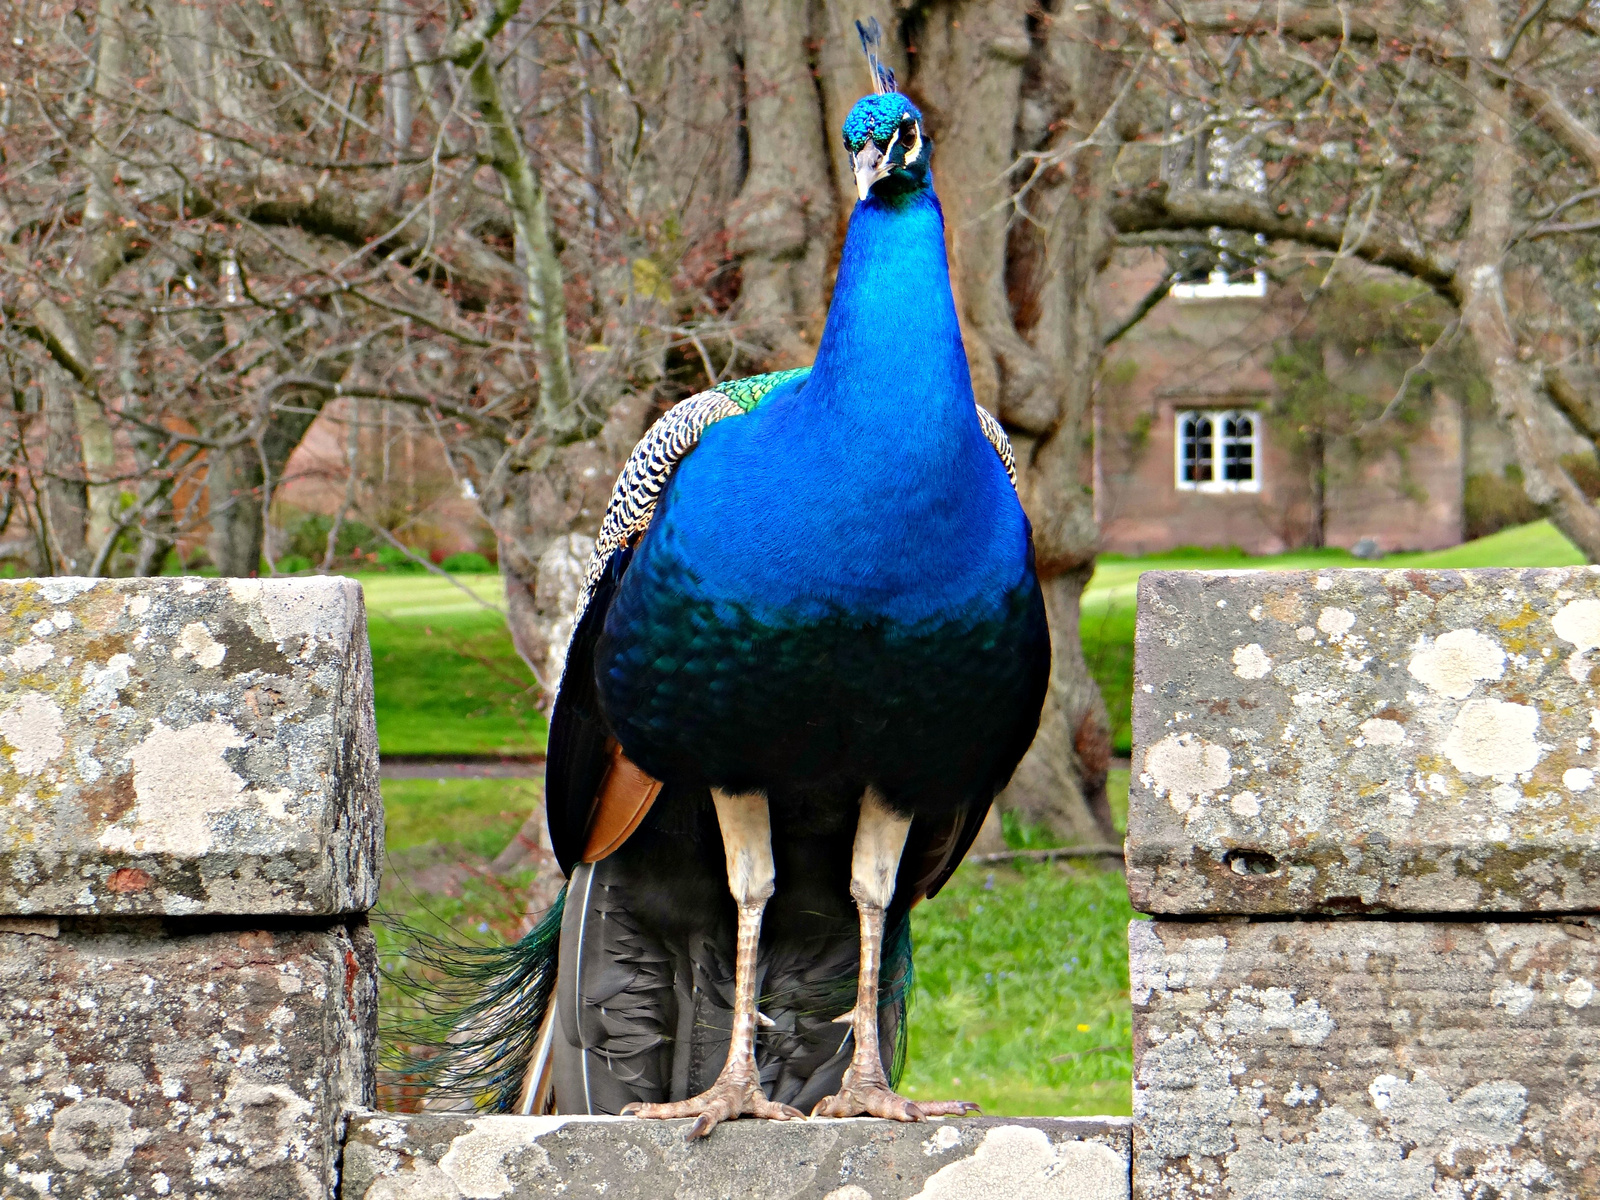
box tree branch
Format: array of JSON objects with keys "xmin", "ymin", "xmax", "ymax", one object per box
[
  {"xmin": 1145, "ymin": 0, "xmax": 1385, "ymax": 43},
  {"xmin": 1496, "ymin": 0, "xmax": 1553, "ymax": 62},
  {"xmin": 266, "ymin": 376, "xmax": 514, "ymax": 436},
  {"xmin": 1109, "ymin": 183, "xmax": 1459, "ymax": 294},
  {"xmin": 1544, "ymin": 364, "xmax": 1600, "ymax": 442},
  {"xmin": 1518, "ymin": 78, "xmax": 1600, "ymax": 177},
  {"xmin": 1101, "ymin": 272, "xmax": 1174, "ymax": 348},
  {"xmin": 447, "ymin": 0, "xmax": 575, "ymax": 437}
]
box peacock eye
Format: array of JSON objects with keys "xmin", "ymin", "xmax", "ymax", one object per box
[{"xmin": 900, "ymin": 120, "xmax": 921, "ymax": 161}]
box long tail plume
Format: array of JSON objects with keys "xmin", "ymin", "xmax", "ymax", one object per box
[
  {"xmin": 381, "ymin": 886, "xmax": 566, "ymax": 1113},
  {"xmin": 856, "ymin": 17, "xmax": 897, "ymax": 95},
  {"xmin": 883, "ymin": 913, "xmax": 913, "ymax": 1085}
]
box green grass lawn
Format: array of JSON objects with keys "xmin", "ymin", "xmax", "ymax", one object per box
[
  {"xmin": 382, "ymin": 776, "xmax": 541, "ymax": 859},
  {"xmin": 901, "ymin": 860, "xmax": 1135, "ymax": 1116},
  {"xmin": 359, "ymin": 574, "xmax": 547, "ymax": 757}
]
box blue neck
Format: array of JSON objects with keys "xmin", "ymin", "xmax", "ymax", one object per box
[
  {"xmin": 806, "ymin": 187, "xmax": 975, "ymax": 426},
  {"xmin": 630, "ymin": 177, "xmax": 1026, "ymax": 627}
]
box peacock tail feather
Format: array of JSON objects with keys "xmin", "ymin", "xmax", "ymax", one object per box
[
  {"xmin": 384, "ymin": 884, "xmax": 913, "ymax": 1114},
  {"xmin": 380, "ymin": 887, "xmax": 566, "ymax": 1113},
  {"xmin": 883, "ymin": 914, "xmax": 915, "ymax": 1087}
]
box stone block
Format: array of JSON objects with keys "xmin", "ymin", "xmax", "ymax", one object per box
[
  {"xmin": 1130, "ymin": 567, "xmax": 1600, "ymax": 914},
  {"xmin": 0, "ymin": 577, "xmax": 381, "ymax": 917},
  {"xmin": 1131, "ymin": 917, "xmax": 1600, "ymax": 1199},
  {"xmin": 342, "ymin": 1112, "xmax": 1132, "ymax": 1200},
  {"xmin": 0, "ymin": 919, "xmax": 375, "ymax": 1198}
]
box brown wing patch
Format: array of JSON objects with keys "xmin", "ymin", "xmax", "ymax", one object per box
[{"xmin": 581, "ymin": 742, "xmax": 664, "ymax": 863}]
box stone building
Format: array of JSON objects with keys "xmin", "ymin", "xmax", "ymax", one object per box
[{"xmin": 1092, "ymin": 254, "xmax": 1546, "ymax": 558}]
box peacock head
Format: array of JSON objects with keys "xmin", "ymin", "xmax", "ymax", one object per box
[{"xmin": 842, "ymin": 92, "xmax": 929, "ymax": 202}]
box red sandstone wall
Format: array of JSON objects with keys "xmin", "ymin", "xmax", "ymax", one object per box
[{"xmin": 1095, "ymin": 253, "xmax": 1463, "ymax": 556}]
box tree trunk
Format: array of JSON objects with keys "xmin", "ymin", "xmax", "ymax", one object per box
[
  {"xmin": 41, "ymin": 375, "xmax": 88, "ymax": 575},
  {"xmin": 483, "ymin": 391, "xmax": 654, "ymax": 679},
  {"xmin": 448, "ymin": 0, "xmax": 573, "ymax": 437},
  {"xmin": 446, "ymin": 0, "xmax": 588, "ymax": 679},
  {"xmin": 1003, "ymin": 565, "xmax": 1117, "ymax": 841},
  {"xmin": 64, "ymin": 0, "xmax": 132, "ymax": 571},
  {"xmin": 208, "ymin": 386, "xmax": 337, "ymax": 577},
  {"xmin": 727, "ymin": 0, "xmax": 836, "ymax": 360},
  {"xmin": 815, "ymin": 0, "xmax": 903, "ymax": 227},
  {"xmin": 208, "ymin": 445, "xmax": 264, "ymax": 577},
  {"xmin": 909, "ymin": 0, "xmax": 1120, "ymax": 842},
  {"xmin": 1308, "ymin": 428, "xmax": 1327, "ymax": 547},
  {"xmin": 1457, "ymin": 0, "xmax": 1600, "ymax": 559}
]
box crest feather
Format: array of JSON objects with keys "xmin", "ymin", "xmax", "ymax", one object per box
[{"xmin": 856, "ymin": 17, "xmax": 897, "ymax": 95}]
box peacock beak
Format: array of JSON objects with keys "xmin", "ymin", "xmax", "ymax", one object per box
[{"xmin": 851, "ymin": 142, "xmax": 892, "ymax": 200}]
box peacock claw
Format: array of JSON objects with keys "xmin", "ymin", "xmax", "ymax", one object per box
[
  {"xmin": 623, "ymin": 1074, "xmax": 803, "ymax": 1141},
  {"xmin": 812, "ymin": 1079, "xmax": 979, "ymax": 1122}
]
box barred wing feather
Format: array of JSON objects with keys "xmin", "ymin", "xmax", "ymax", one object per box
[{"xmin": 975, "ymin": 405, "xmax": 1017, "ymax": 486}]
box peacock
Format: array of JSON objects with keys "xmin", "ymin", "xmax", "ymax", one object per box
[{"xmin": 428, "ymin": 20, "xmax": 1048, "ymax": 1139}]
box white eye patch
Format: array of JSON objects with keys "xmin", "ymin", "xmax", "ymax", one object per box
[{"xmin": 902, "ymin": 125, "xmax": 923, "ymax": 165}]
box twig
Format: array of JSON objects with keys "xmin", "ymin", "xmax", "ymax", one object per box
[
  {"xmin": 1496, "ymin": 0, "xmax": 1553, "ymax": 62},
  {"xmin": 1102, "ymin": 273, "xmax": 1176, "ymax": 349},
  {"xmin": 1353, "ymin": 317, "xmax": 1462, "ymax": 436},
  {"xmin": 966, "ymin": 843, "xmax": 1125, "ymax": 865},
  {"xmin": 1050, "ymin": 1044, "xmax": 1121, "ymax": 1064}
]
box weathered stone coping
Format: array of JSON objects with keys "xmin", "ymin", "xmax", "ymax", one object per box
[
  {"xmin": 1130, "ymin": 567, "xmax": 1600, "ymax": 914},
  {"xmin": 343, "ymin": 1112, "xmax": 1133, "ymax": 1199},
  {"xmin": 0, "ymin": 577, "xmax": 381, "ymax": 917}
]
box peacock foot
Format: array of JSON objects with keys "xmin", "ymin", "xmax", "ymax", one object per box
[
  {"xmin": 623, "ymin": 1073, "xmax": 804, "ymax": 1141},
  {"xmin": 812, "ymin": 1077, "xmax": 979, "ymax": 1122}
]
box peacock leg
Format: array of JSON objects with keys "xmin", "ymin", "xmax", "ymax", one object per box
[
  {"xmin": 813, "ymin": 788, "xmax": 980, "ymax": 1122},
  {"xmin": 622, "ymin": 789, "xmax": 803, "ymax": 1140}
]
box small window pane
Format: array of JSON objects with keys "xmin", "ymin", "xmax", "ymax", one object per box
[
  {"xmin": 1222, "ymin": 413, "xmax": 1254, "ymax": 482},
  {"xmin": 1181, "ymin": 415, "xmax": 1214, "ymax": 483}
]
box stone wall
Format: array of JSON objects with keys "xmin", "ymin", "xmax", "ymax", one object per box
[
  {"xmin": 0, "ymin": 577, "xmax": 1138, "ymax": 1200},
  {"xmin": 1128, "ymin": 566, "xmax": 1600, "ymax": 1197},
  {"xmin": 0, "ymin": 578, "xmax": 382, "ymax": 1199},
  {"xmin": 36, "ymin": 567, "xmax": 1596, "ymax": 1197}
]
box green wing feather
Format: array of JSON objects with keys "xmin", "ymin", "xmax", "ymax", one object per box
[{"xmin": 718, "ymin": 367, "xmax": 811, "ymax": 412}]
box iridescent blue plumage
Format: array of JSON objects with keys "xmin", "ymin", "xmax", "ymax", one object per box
[{"xmin": 532, "ymin": 79, "xmax": 1048, "ymax": 1130}]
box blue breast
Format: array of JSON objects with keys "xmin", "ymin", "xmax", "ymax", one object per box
[{"xmin": 640, "ymin": 386, "xmax": 1026, "ymax": 626}]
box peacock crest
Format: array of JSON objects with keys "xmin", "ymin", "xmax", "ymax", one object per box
[{"xmin": 856, "ymin": 17, "xmax": 897, "ymax": 94}]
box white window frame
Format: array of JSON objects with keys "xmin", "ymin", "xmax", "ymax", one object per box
[
  {"xmin": 1171, "ymin": 269, "xmax": 1268, "ymax": 300},
  {"xmin": 1175, "ymin": 408, "xmax": 1262, "ymax": 494}
]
